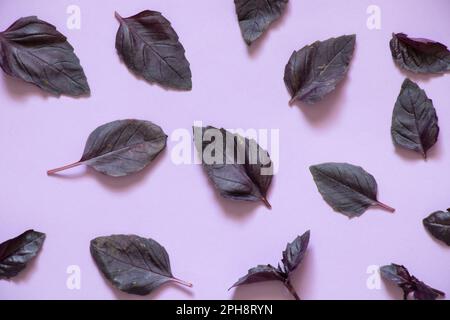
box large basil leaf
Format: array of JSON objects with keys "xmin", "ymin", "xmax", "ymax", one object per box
[
  {"xmin": 115, "ymin": 10, "xmax": 192, "ymax": 90},
  {"xmin": 194, "ymin": 126, "xmax": 273, "ymax": 208},
  {"xmin": 234, "ymin": 0, "xmax": 288, "ymax": 46},
  {"xmin": 310, "ymin": 163, "xmax": 394, "ymax": 218},
  {"xmin": 380, "ymin": 264, "xmax": 445, "ymax": 300},
  {"xmin": 90, "ymin": 234, "xmax": 192, "ymax": 296},
  {"xmin": 0, "ymin": 16, "xmax": 90, "ymax": 96},
  {"xmin": 0, "ymin": 230, "xmax": 46, "ymax": 279},
  {"xmin": 284, "ymin": 35, "xmax": 356, "ymax": 104},
  {"xmin": 47, "ymin": 119, "xmax": 167, "ymax": 177},
  {"xmin": 423, "ymin": 210, "xmax": 450, "ymax": 246},
  {"xmin": 281, "ymin": 230, "xmax": 310, "ymax": 274},
  {"xmin": 390, "ymin": 33, "xmax": 450, "ymax": 74},
  {"xmin": 391, "ymin": 78, "xmax": 439, "ymax": 159}
]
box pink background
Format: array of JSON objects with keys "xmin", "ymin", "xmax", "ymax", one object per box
[{"xmin": 0, "ymin": 0, "xmax": 449, "ymax": 300}]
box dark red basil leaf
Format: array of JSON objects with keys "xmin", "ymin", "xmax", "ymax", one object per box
[
  {"xmin": 380, "ymin": 264, "xmax": 412, "ymax": 287},
  {"xmin": 234, "ymin": 0, "xmax": 288, "ymax": 46},
  {"xmin": 391, "ymin": 78, "xmax": 439, "ymax": 159},
  {"xmin": 47, "ymin": 119, "xmax": 167, "ymax": 177},
  {"xmin": 90, "ymin": 234, "xmax": 192, "ymax": 296},
  {"xmin": 194, "ymin": 126, "xmax": 273, "ymax": 208},
  {"xmin": 423, "ymin": 210, "xmax": 450, "ymax": 246},
  {"xmin": 115, "ymin": 10, "xmax": 192, "ymax": 90},
  {"xmin": 0, "ymin": 16, "xmax": 90, "ymax": 96},
  {"xmin": 229, "ymin": 264, "xmax": 285, "ymax": 289},
  {"xmin": 0, "ymin": 230, "xmax": 45, "ymax": 279},
  {"xmin": 310, "ymin": 163, "xmax": 395, "ymax": 218},
  {"xmin": 281, "ymin": 230, "xmax": 310, "ymax": 274},
  {"xmin": 381, "ymin": 264, "xmax": 445, "ymax": 300},
  {"xmin": 230, "ymin": 232, "xmax": 310, "ymax": 300},
  {"xmin": 390, "ymin": 33, "xmax": 450, "ymax": 74},
  {"xmin": 284, "ymin": 35, "xmax": 355, "ymax": 104}
]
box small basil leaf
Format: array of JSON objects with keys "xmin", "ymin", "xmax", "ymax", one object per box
[
  {"xmin": 310, "ymin": 163, "xmax": 395, "ymax": 218},
  {"xmin": 234, "ymin": 0, "xmax": 288, "ymax": 46},
  {"xmin": 423, "ymin": 210, "xmax": 450, "ymax": 246},
  {"xmin": 281, "ymin": 230, "xmax": 310, "ymax": 273},
  {"xmin": 194, "ymin": 126, "xmax": 273, "ymax": 208},
  {"xmin": 381, "ymin": 264, "xmax": 445, "ymax": 300},
  {"xmin": 390, "ymin": 33, "xmax": 450, "ymax": 74},
  {"xmin": 391, "ymin": 78, "xmax": 439, "ymax": 159},
  {"xmin": 115, "ymin": 10, "xmax": 192, "ymax": 90},
  {"xmin": 413, "ymin": 279, "xmax": 445, "ymax": 300},
  {"xmin": 0, "ymin": 16, "xmax": 90, "ymax": 96},
  {"xmin": 229, "ymin": 265, "xmax": 285, "ymax": 290},
  {"xmin": 0, "ymin": 230, "xmax": 46, "ymax": 279},
  {"xmin": 90, "ymin": 234, "xmax": 192, "ymax": 296},
  {"xmin": 284, "ymin": 35, "xmax": 356, "ymax": 104},
  {"xmin": 47, "ymin": 119, "xmax": 167, "ymax": 177}
]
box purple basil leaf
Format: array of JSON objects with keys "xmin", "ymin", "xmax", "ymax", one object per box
[
  {"xmin": 229, "ymin": 264, "xmax": 285, "ymax": 289},
  {"xmin": 381, "ymin": 264, "xmax": 445, "ymax": 300},
  {"xmin": 193, "ymin": 126, "xmax": 273, "ymax": 208},
  {"xmin": 115, "ymin": 10, "xmax": 192, "ymax": 90},
  {"xmin": 390, "ymin": 33, "xmax": 450, "ymax": 74},
  {"xmin": 90, "ymin": 234, "xmax": 192, "ymax": 296},
  {"xmin": 234, "ymin": 0, "xmax": 288, "ymax": 46},
  {"xmin": 0, "ymin": 230, "xmax": 45, "ymax": 279},
  {"xmin": 380, "ymin": 264, "xmax": 412, "ymax": 286},
  {"xmin": 0, "ymin": 16, "xmax": 90, "ymax": 96},
  {"xmin": 281, "ymin": 230, "xmax": 310, "ymax": 273},
  {"xmin": 423, "ymin": 210, "xmax": 450, "ymax": 246},
  {"xmin": 230, "ymin": 232, "xmax": 310, "ymax": 300},
  {"xmin": 391, "ymin": 78, "xmax": 439, "ymax": 159},
  {"xmin": 310, "ymin": 163, "xmax": 395, "ymax": 218},
  {"xmin": 47, "ymin": 119, "xmax": 167, "ymax": 177},
  {"xmin": 413, "ymin": 278, "xmax": 445, "ymax": 300},
  {"xmin": 380, "ymin": 264, "xmax": 414, "ymax": 299},
  {"xmin": 284, "ymin": 35, "xmax": 356, "ymax": 104}
]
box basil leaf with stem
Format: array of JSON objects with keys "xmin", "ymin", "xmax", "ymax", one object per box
[
  {"xmin": 47, "ymin": 119, "xmax": 167, "ymax": 177},
  {"xmin": 0, "ymin": 16, "xmax": 90, "ymax": 96},
  {"xmin": 90, "ymin": 234, "xmax": 192, "ymax": 296},
  {"xmin": 230, "ymin": 231, "xmax": 310, "ymax": 300},
  {"xmin": 310, "ymin": 162, "xmax": 395, "ymax": 218}
]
